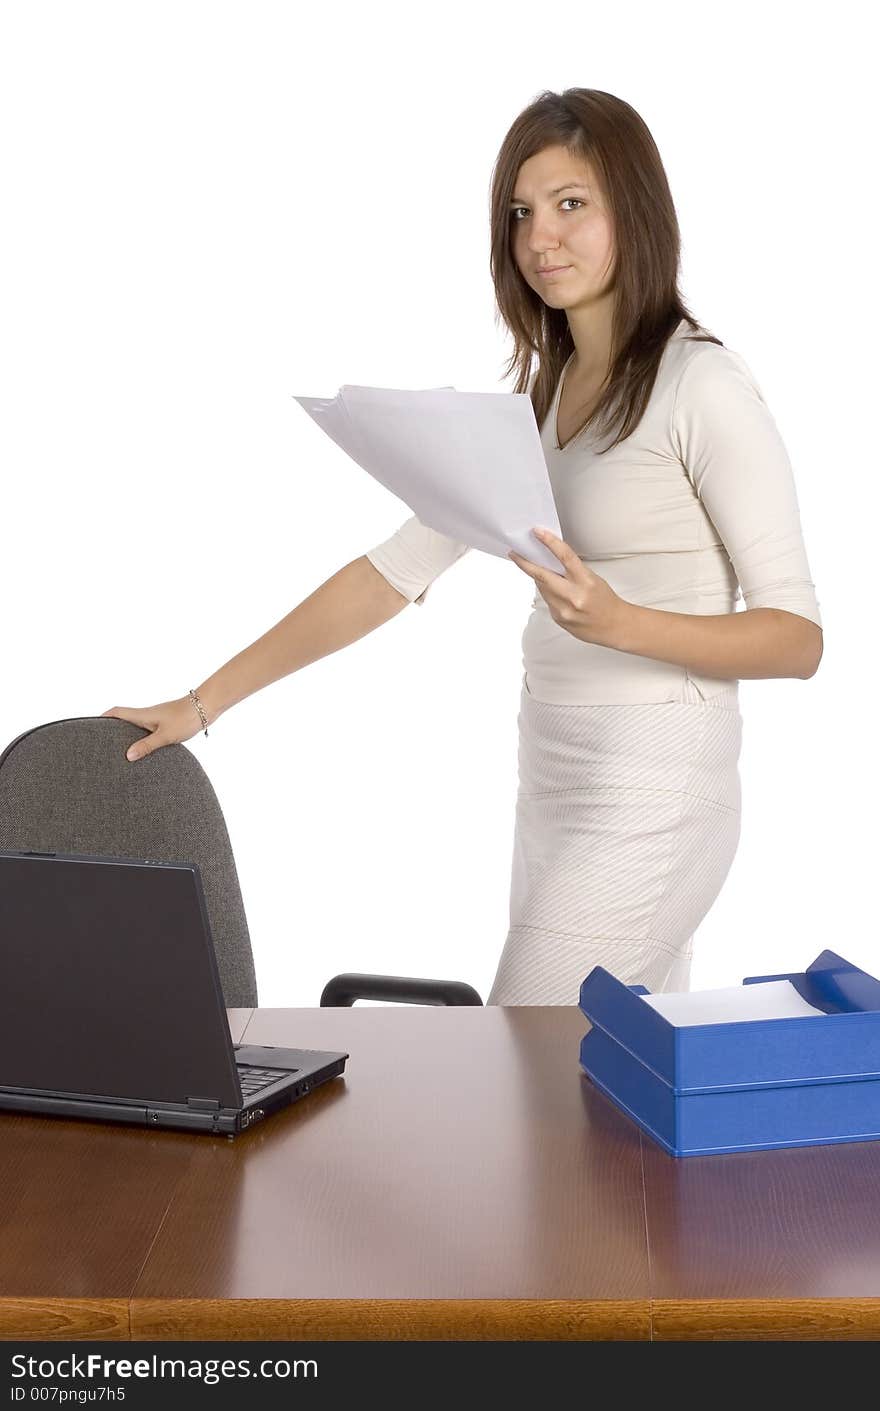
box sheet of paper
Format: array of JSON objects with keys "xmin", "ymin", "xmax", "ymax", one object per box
[
  {"xmin": 640, "ymin": 979, "xmax": 826, "ymax": 1027},
  {"xmin": 292, "ymin": 381, "xmax": 564, "ymax": 573}
]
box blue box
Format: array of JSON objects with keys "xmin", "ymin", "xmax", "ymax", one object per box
[{"xmin": 578, "ymin": 949, "xmax": 880, "ymax": 1157}]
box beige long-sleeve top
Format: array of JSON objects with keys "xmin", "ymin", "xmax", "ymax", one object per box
[{"xmin": 364, "ymin": 319, "xmax": 822, "ymax": 704}]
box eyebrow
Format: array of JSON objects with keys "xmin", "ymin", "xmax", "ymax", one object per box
[{"xmin": 509, "ymin": 183, "xmax": 589, "ymax": 205}]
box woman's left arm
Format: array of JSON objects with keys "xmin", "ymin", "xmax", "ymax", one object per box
[
  {"xmin": 509, "ymin": 528, "xmax": 823, "ymax": 680},
  {"xmin": 511, "ymin": 343, "xmax": 824, "ymax": 682},
  {"xmin": 611, "ymin": 600, "xmax": 823, "ymax": 680}
]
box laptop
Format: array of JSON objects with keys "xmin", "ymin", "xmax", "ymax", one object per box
[{"xmin": 0, "ymin": 849, "xmax": 348, "ymax": 1135}]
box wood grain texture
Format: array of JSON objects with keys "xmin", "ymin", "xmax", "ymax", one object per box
[
  {"xmin": 15, "ymin": 1006, "xmax": 880, "ymax": 1340},
  {"xmin": 0, "ymin": 1114, "xmax": 193, "ymax": 1298},
  {"xmin": 0, "ymin": 1011, "xmax": 252, "ymax": 1339},
  {"xmin": 130, "ymin": 1007, "xmax": 650, "ymax": 1337},
  {"xmin": 652, "ymin": 1298, "xmax": 880, "ymax": 1341},
  {"xmin": 0, "ymin": 1112, "xmax": 198, "ymax": 1341},
  {"xmin": 0, "ymin": 1297, "xmax": 129, "ymax": 1341},
  {"xmin": 131, "ymin": 1297, "xmax": 647, "ymax": 1341},
  {"xmin": 643, "ymin": 1126, "xmax": 880, "ymax": 1338}
]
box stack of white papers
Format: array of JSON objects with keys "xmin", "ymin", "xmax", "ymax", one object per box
[
  {"xmin": 293, "ymin": 381, "xmax": 564, "ymax": 574},
  {"xmin": 641, "ymin": 979, "xmax": 826, "ymax": 1027}
]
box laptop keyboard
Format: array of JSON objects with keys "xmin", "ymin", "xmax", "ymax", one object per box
[{"xmin": 236, "ymin": 1064, "xmax": 295, "ymax": 1100}]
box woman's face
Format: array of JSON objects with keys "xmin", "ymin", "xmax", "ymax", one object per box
[{"xmin": 509, "ymin": 144, "xmax": 616, "ymax": 308}]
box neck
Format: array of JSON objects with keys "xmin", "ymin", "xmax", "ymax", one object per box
[{"xmin": 565, "ymin": 292, "xmax": 615, "ymax": 382}]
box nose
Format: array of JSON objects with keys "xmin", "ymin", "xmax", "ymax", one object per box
[{"xmin": 526, "ymin": 213, "xmax": 564, "ymax": 255}]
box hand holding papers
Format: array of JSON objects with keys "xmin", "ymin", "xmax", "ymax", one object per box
[{"xmin": 292, "ymin": 380, "xmax": 564, "ymax": 574}]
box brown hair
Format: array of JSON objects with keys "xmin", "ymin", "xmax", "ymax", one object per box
[{"xmin": 488, "ymin": 87, "xmax": 722, "ymax": 453}]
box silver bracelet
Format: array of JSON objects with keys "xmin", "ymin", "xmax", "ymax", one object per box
[{"xmin": 189, "ymin": 688, "xmax": 209, "ymax": 737}]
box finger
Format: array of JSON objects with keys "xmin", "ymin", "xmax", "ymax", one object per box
[
  {"xmin": 509, "ymin": 549, "xmax": 567, "ymax": 592},
  {"xmin": 99, "ymin": 716, "xmax": 150, "ymax": 761},
  {"xmin": 509, "ymin": 550, "xmax": 566, "ymax": 586},
  {"xmin": 531, "ymin": 527, "xmax": 582, "ymax": 572},
  {"xmin": 126, "ymin": 732, "xmax": 156, "ymax": 763},
  {"xmin": 99, "ymin": 708, "xmax": 153, "ymax": 762},
  {"xmin": 508, "ymin": 550, "xmax": 541, "ymax": 577},
  {"xmin": 102, "ymin": 706, "xmax": 157, "ymax": 730}
]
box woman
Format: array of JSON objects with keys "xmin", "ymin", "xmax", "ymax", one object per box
[{"xmin": 102, "ymin": 88, "xmax": 823, "ymax": 1005}]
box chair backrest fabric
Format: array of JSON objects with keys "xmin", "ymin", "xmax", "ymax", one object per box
[{"xmin": 0, "ymin": 717, "xmax": 258, "ymax": 1007}]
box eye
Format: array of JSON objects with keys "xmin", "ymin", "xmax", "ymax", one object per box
[{"xmin": 510, "ymin": 198, "xmax": 583, "ymax": 222}]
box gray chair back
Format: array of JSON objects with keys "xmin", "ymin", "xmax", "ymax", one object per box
[{"xmin": 0, "ymin": 716, "xmax": 258, "ymax": 1007}]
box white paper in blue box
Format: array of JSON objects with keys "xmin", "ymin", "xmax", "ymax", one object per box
[{"xmin": 578, "ymin": 951, "xmax": 880, "ymax": 1157}]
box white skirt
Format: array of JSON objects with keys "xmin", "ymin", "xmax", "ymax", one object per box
[{"xmin": 487, "ymin": 679, "xmax": 743, "ymax": 1005}]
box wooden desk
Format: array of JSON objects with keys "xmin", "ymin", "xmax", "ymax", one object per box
[{"xmin": 2, "ymin": 1006, "xmax": 880, "ymax": 1341}]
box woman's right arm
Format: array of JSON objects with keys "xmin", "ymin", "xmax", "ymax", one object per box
[{"xmin": 102, "ymin": 556, "xmax": 409, "ymax": 761}]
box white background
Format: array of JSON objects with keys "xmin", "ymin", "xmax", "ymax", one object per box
[{"xmin": 1, "ymin": 0, "xmax": 875, "ymax": 1006}]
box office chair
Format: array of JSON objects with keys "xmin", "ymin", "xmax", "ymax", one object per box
[{"xmin": 0, "ymin": 717, "xmax": 482, "ymax": 1008}]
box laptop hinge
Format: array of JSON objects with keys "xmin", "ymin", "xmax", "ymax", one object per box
[{"xmin": 187, "ymin": 1096, "xmax": 221, "ymax": 1111}]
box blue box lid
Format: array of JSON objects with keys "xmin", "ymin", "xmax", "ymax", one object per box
[{"xmin": 578, "ymin": 950, "xmax": 880, "ymax": 1095}]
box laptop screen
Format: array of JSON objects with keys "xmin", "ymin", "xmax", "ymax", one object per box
[{"xmin": 0, "ymin": 852, "xmax": 242, "ymax": 1107}]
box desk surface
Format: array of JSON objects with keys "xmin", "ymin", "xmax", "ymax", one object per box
[{"xmin": 3, "ymin": 1006, "xmax": 880, "ymax": 1341}]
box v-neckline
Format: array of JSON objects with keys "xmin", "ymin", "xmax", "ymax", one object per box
[
  {"xmin": 553, "ymin": 351, "xmax": 583, "ymax": 452},
  {"xmin": 552, "ymin": 320, "xmax": 690, "ymax": 450}
]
